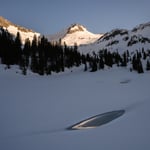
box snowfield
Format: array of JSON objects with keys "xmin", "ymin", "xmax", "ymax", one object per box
[
  {"xmin": 46, "ymin": 24, "xmax": 102, "ymax": 46},
  {"xmin": 0, "ymin": 65, "xmax": 150, "ymax": 150},
  {"xmin": 6, "ymin": 25, "xmax": 40, "ymax": 44}
]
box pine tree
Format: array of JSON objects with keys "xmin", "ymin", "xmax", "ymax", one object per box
[
  {"xmin": 22, "ymin": 62, "xmax": 27, "ymax": 75},
  {"xmin": 46, "ymin": 65, "xmax": 51, "ymax": 75},
  {"xmin": 90, "ymin": 57, "xmax": 97, "ymax": 72},
  {"xmin": 30, "ymin": 35, "xmax": 38, "ymax": 73},
  {"xmin": 126, "ymin": 50, "xmax": 129, "ymax": 58},
  {"xmin": 0, "ymin": 28, "xmax": 14, "ymax": 66},
  {"xmin": 23, "ymin": 38, "xmax": 31, "ymax": 67},
  {"xmin": 38, "ymin": 36, "xmax": 47, "ymax": 75},
  {"xmin": 121, "ymin": 52, "xmax": 127, "ymax": 66},
  {"xmin": 107, "ymin": 52, "xmax": 113, "ymax": 67},
  {"xmin": 81, "ymin": 54, "xmax": 87, "ymax": 71},
  {"xmin": 132, "ymin": 55, "xmax": 138, "ymax": 71},
  {"xmin": 142, "ymin": 49, "xmax": 147, "ymax": 60},
  {"xmin": 99, "ymin": 56, "xmax": 104, "ymax": 69},
  {"xmin": 84, "ymin": 61, "xmax": 87, "ymax": 71},
  {"xmin": 60, "ymin": 48, "xmax": 64, "ymax": 72},
  {"xmin": 146, "ymin": 60, "xmax": 150, "ymax": 71},
  {"xmin": 137, "ymin": 59, "xmax": 144, "ymax": 73},
  {"xmin": 114, "ymin": 51, "xmax": 121, "ymax": 66},
  {"xmin": 14, "ymin": 32, "xmax": 22, "ymax": 65}
]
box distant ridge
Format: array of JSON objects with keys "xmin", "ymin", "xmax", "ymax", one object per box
[
  {"xmin": 0, "ymin": 16, "xmax": 40, "ymax": 44},
  {"xmin": 79, "ymin": 21, "xmax": 150, "ymax": 54},
  {"xmin": 0, "ymin": 16, "xmax": 33, "ymax": 33}
]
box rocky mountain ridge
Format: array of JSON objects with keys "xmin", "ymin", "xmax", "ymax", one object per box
[
  {"xmin": 79, "ymin": 22, "xmax": 150, "ymax": 54},
  {"xmin": 0, "ymin": 16, "xmax": 40, "ymax": 44}
]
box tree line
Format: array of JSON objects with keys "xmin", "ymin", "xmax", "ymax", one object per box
[
  {"xmin": 86, "ymin": 49, "xmax": 150, "ymax": 74},
  {"xmin": 0, "ymin": 27, "xmax": 150, "ymax": 75},
  {"xmin": 0, "ymin": 28, "xmax": 82, "ymax": 75}
]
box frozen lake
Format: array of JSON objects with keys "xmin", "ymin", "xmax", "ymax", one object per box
[{"xmin": 0, "ymin": 65, "xmax": 150, "ymax": 150}]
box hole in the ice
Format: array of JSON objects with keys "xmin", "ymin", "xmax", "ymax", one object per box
[
  {"xmin": 67, "ymin": 110, "xmax": 125, "ymax": 130},
  {"xmin": 120, "ymin": 79, "xmax": 131, "ymax": 84}
]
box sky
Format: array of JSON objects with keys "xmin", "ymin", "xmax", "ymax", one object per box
[{"xmin": 0, "ymin": 0, "xmax": 150, "ymax": 35}]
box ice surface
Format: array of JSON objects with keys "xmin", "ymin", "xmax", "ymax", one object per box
[{"xmin": 67, "ymin": 110, "xmax": 125, "ymax": 130}]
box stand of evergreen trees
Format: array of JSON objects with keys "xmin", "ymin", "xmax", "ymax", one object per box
[
  {"xmin": 0, "ymin": 27, "xmax": 150, "ymax": 75},
  {"xmin": 86, "ymin": 49, "xmax": 150, "ymax": 74},
  {"xmin": 0, "ymin": 28, "xmax": 82, "ymax": 75}
]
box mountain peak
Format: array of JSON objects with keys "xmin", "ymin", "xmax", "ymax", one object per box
[
  {"xmin": 46, "ymin": 23, "xmax": 102, "ymax": 46},
  {"xmin": 67, "ymin": 24, "xmax": 86, "ymax": 34},
  {"xmin": 0, "ymin": 16, "xmax": 40, "ymax": 44},
  {"xmin": 0, "ymin": 16, "xmax": 11, "ymax": 28}
]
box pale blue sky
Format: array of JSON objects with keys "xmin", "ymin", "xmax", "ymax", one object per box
[{"xmin": 0, "ymin": 0, "xmax": 150, "ymax": 34}]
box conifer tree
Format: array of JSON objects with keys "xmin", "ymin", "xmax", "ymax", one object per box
[
  {"xmin": 0, "ymin": 28, "xmax": 14, "ymax": 66},
  {"xmin": 146, "ymin": 60, "xmax": 150, "ymax": 71},
  {"xmin": 82, "ymin": 54, "xmax": 88, "ymax": 71},
  {"xmin": 143, "ymin": 50, "xmax": 147, "ymax": 60},
  {"xmin": 14, "ymin": 32, "xmax": 22, "ymax": 65},
  {"xmin": 99, "ymin": 56, "xmax": 104, "ymax": 69},
  {"xmin": 30, "ymin": 35, "xmax": 38, "ymax": 73},
  {"xmin": 115, "ymin": 51, "xmax": 121, "ymax": 66},
  {"xmin": 90, "ymin": 55, "xmax": 97, "ymax": 72},
  {"xmin": 84, "ymin": 61, "xmax": 88, "ymax": 71},
  {"xmin": 132, "ymin": 55, "xmax": 138, "ymax": 71},
  {"xmin": 23, "ymin": 38, "xmax": 31, "ymax": 67},
  {"xmin": 137, "ymin": 59, "xmax": 144, "ymax": 73},
  {"xmin": 121, "ymin": 52, "xmax": 127, "ymax": 66}
]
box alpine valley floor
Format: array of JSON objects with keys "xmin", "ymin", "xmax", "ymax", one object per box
[{"xmin": 0, "ymin": 65, "xmax": 150, "ymax": 150}]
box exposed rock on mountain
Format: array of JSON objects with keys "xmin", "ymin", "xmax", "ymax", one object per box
[
  {"xmin": 46, "ymin": 23, "xmax": 102, "ymax": 46},
  {"xmin": 0, "ymin": 16, "xmax": 40, "ymax": 44}
]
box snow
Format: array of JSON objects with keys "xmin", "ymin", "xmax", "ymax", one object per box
[
  {"xmin": 62, "ymin": 29, "xmax": 101, "ymax": 46},
  {"xmin": 0, "ymin": 65, "xmax": 150, "ymax": 150},
  {"xmin": 0, "ymin": 16, "xmax": 40, "ymax": 44},
  {"xmin": 7, "ymin": 25, "xmax": 40, "ymax": 44},
  {"xmin": 78, "ymin": 23, "xmax": 150, "ymax": 54},
  {"xmin": 46, "ymin": 24, "xmax": 102, "ymax": 46}
]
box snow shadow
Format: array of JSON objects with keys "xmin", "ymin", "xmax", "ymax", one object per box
[{"xmin": 0, "ymin": 128, "xmax": 64, "ymax": 141}]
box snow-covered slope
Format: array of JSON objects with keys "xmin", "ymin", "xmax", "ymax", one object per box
[
  {"xmin": 79, "ymin": 22, "xmax": 150, "ymax": 54},
  {"xmin": 46, "ymin": 24, "xmax": 102, "ymax": 46},
  {"xmin": 0, "ymin": 16, "xmax": 40, "ymax": 44},
  {"xmin": 0, "ymin": 65, "xmax": 150, "ymax": 150}
]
